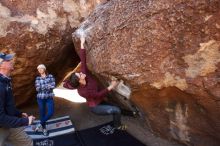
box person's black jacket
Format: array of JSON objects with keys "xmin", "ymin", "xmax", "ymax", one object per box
[{"xmin": 0, "ymin": 74, "xmax": 28, "ymax": 128}]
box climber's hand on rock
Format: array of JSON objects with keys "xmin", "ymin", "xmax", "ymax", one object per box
[
  {"xmin": 108, "ymin": 80, "xmax": 119, "ymax": 91},
  {"xmin": 80, "ymin": 37, "xmax": 85, "ymax": 49}
]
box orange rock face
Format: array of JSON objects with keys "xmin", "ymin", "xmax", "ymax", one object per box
[
  {"xmin": 0, "ymin": 0, "xmax": 104, "ymax": 105},
  {"xmin": 74, "ymin": 0, "xmax": 220, "ymax": 145}
]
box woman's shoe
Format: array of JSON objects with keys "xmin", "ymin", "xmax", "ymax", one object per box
[
  {"xmin": 42, "ymin": 128, "xmax": 49, "ymax": 136},
  {"xmin": 34, "ymin": 123, "xmax": 42, "ymax": 132}
]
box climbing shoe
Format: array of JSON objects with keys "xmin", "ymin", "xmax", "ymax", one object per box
[{"xmin": 117, "ymin": 124, "xmax": 127, "ymax": 131}]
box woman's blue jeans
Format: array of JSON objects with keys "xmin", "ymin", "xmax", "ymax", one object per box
[
  {"xmin": 37, "ymin": 98, "xmax": 54, "ymax": 129},
  {"xmin": 90, "ymin": 104, "xmax": 121, "ymax": 128}
]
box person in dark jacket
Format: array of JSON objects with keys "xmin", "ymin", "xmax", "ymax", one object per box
[
  {"xmin": 0, "ymin": 52, "xmax": 35, "ymax": 146},
  {"xmin": 64, "ymin": 37, "xmax": 127, "ymax": 130}
]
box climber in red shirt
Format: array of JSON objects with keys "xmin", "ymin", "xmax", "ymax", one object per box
[{"xmin": 65, "ymin": 37, "xmax": 126, "ymax": 130}]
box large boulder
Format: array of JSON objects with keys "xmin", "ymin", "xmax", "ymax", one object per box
[
  {"xmin": 73, "ymin": 0, "xmax": 220, "ymax": 145},
  {"xmin": 0, "ymin": 0, "xmax": 104, "ymax": 105}
]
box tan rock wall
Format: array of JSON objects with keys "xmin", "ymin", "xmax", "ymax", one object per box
[{"xmin": 0, "ymin": 0, "xmax": 104, "ymax": 105}]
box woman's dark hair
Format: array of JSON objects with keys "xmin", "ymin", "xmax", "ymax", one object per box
[{"xmin": 70, "ymin": 73, "xmax": 80, "ymax": 88}]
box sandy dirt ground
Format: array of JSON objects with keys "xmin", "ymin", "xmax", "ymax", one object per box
[{"xmin": 21, "ymin": 97, "xmax": 185, "ymax": 146}]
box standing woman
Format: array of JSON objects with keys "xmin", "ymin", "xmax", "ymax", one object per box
[{"xmin": 35, "ymin": 64, "xmax": 55, "ymax": 136}]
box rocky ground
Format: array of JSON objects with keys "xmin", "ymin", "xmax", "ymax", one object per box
[{"xmin": 21, "ymin": 97, "xmax": 184, "ymax": 146}]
